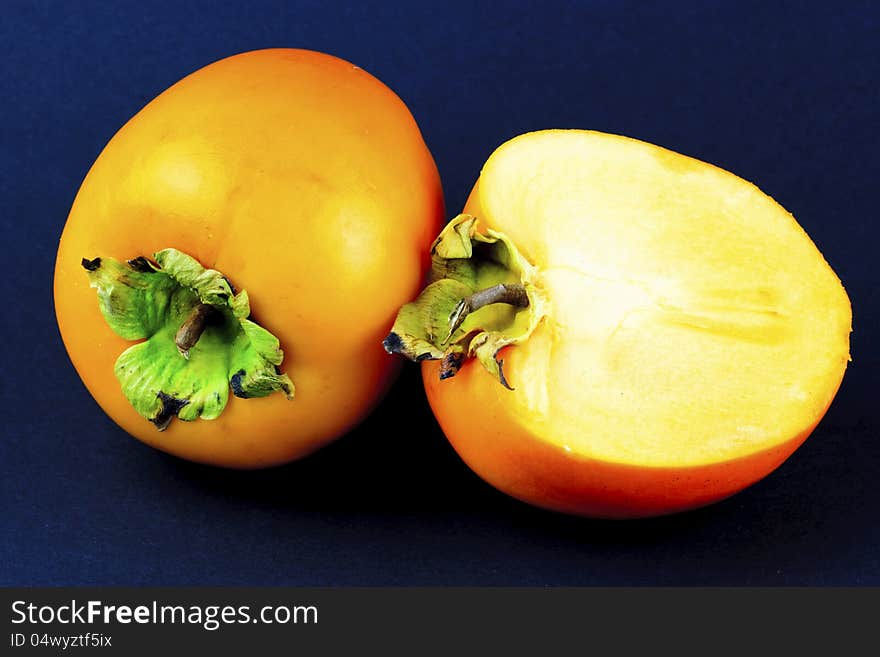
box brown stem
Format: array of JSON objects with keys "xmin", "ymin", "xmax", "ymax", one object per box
[
  {"xmin": 175, "ymin": 304, "xmax": 217, "ymax": 358},
  {"xmin": 444, "ymin": 283, "xmax": 529, "ymax": 344}
]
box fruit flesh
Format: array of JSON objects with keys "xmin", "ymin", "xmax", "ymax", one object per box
[
  {"xmin": 424, "ymin": 130, "xmax": 850, "ymax": 515},
  {"xmin": 54, "ymin": 49, "xmax": 443, "ymax": 467}
]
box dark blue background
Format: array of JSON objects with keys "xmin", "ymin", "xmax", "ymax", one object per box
[{"xmin": 2, "ymin": 1, "xmax": 877, "ymax": 585}]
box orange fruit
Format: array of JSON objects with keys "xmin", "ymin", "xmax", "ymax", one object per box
[
  {"xmin": 387, "ymin": 129, "xmax": 851, "ymax": 517},
  {"xmin": 54, "ymin": 49, "xmax": 444, "ymax": 468}
]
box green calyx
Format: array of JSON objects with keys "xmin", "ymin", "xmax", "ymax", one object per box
[
  {"xmin": 383, "ymin": 213, "xmax": 545, "ymax": 389},
  {"xmin": 83, "ymin": 248, "xmax": 294, "ymax": 430}
]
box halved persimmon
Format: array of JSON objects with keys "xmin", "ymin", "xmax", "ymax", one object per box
[{"xmin": 387, "ymin": 129, "xmax": 851, "ymax": 518}]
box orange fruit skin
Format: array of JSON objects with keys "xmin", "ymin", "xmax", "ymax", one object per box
[
  {"xmin": 423, "ymin": 357, "xmax": 837, "ymax": 519},
  {"xmin": 54, "ymin": 49, "xmax": 444, "ymax": 468}
]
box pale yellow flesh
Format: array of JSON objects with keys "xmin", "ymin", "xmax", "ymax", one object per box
[{"xmin": 476, "ymin": 130, "xmax": 851, "ymax": 468}]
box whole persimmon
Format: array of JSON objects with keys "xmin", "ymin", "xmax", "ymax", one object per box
[
  {"xmin": 54, "ymin": 49, "xmax": 444, "ymax": 468},
  {"xmin": 386, "ymin": 129, "xmax": 851, "ymax": 518}
]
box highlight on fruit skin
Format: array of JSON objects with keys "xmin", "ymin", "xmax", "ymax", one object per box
[{"xmin": 386, "ymin": 129, "xmax": 852, "ymax": 519}]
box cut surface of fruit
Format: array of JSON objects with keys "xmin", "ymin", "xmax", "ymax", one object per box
[{"xmin": 447, "ymin": 130, "xmax": 850, "ymax": 470}]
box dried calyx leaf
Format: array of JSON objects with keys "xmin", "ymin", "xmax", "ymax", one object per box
[
  {"xmin": 383, "ymin": 214, "xmax": 545, "ymax": 388},
  {"xmin": 83, "ymin": 248, "xmax": 293, "ymax": 430}
]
